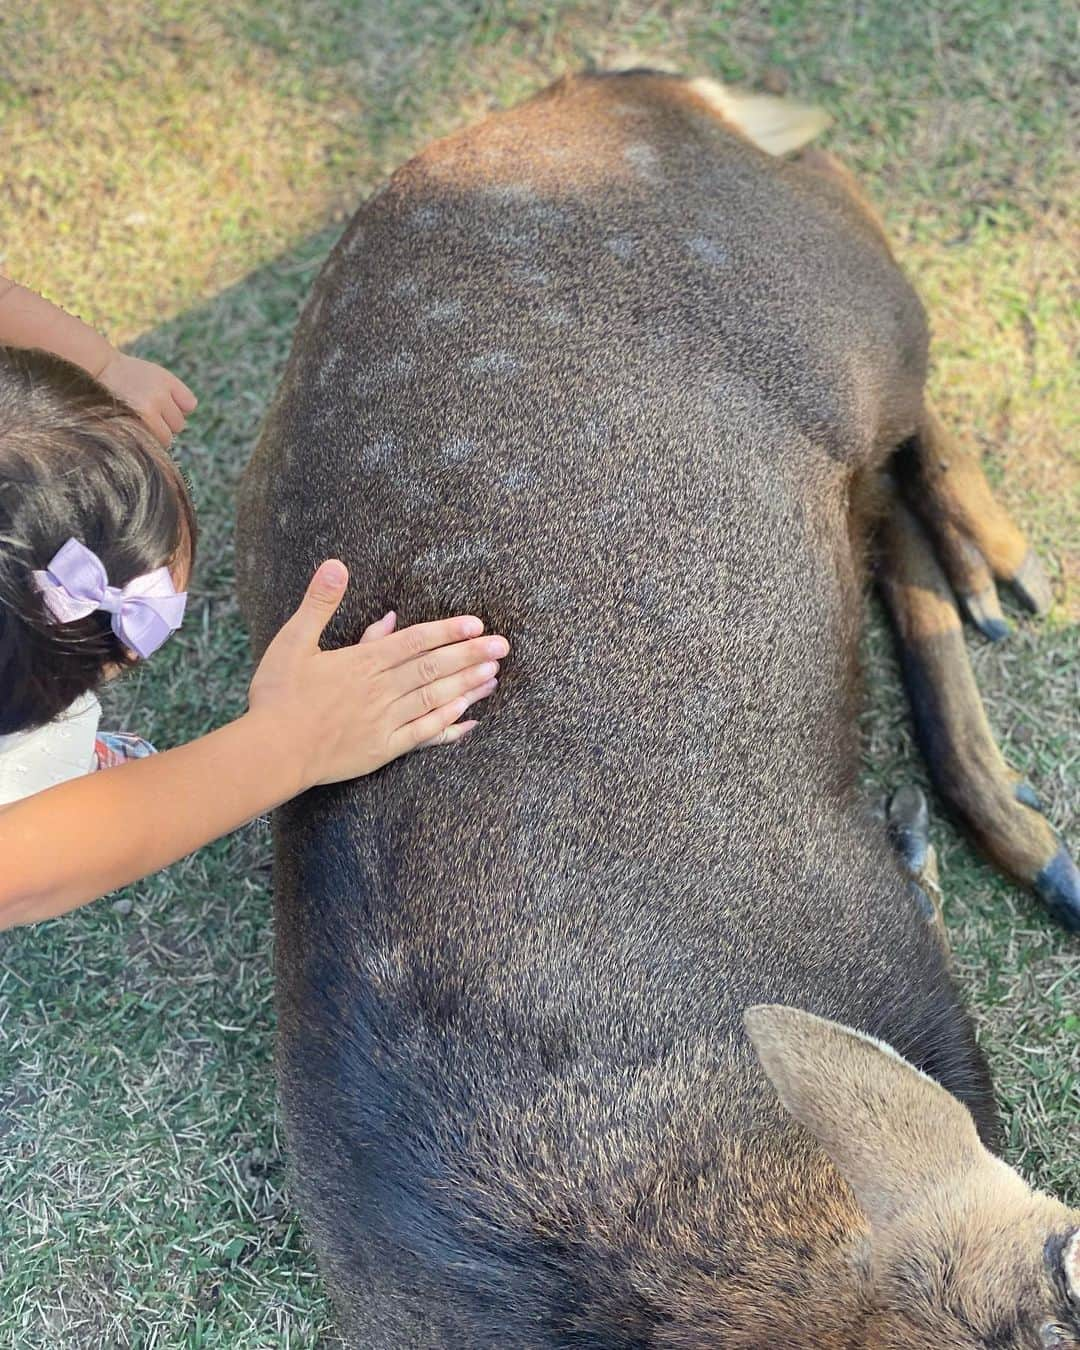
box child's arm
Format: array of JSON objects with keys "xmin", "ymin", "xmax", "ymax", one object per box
[
  {"xmin": 0, "ymin": 561, "xmax": 506, "ymax": 929},
  {"xmin": 0, "ymin": 274, "xmax": 196, "ymax": 446}
]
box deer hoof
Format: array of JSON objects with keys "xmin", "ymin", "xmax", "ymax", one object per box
[
  {"xmin": 1010, "ymin": 548, "xmax": 1052, "ymax": 616},
  {"xmin": 1034, "ymin": 847, "xmax": 1080, "ymax": 934},
  {"xmin": 887, "ymin": 784, "xmax": 930, "ymax": 875}
]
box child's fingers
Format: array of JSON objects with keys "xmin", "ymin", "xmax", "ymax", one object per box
[
  {"xmin": 161, "ymin": 399, "xmax": 186, "ymax": 435},
  {"xmin": 170, "ymin": 377, "xmax": 198, "ymax": 413},
  {"xmin": 417, "ymin": 719, "xmax": 478, "ymax": 749},
  {"xmin": 459, "ymin": 678, "xmax": 497, "ymax": 710},
  {"xmin": 378, "ymin": 616, "xmax": 486, "ymax": 667},
  {"xmin": 147, "ymin": 412, "xmax": 175, "ymax": 447},
  {"xmin": 403, "ymin": 679, "xmax": 494, "ymax": 748},
  {"xmin": 392, "ymin": 667, "xmax": 497, "ymax": 724},
  {"xmin": 388, "ymin": 634, "xmax": 508, "ymax": 696},
  {"xmin": 275, "ymin": 560, "xmax": 349, "ymax": 649},
  {"xmin": 360, "ymin": 611, "xmax": 397, "ymax": 642},
  {"xmin": 389, "ymin": 695, "xmax": 476, "ymax": 756}
]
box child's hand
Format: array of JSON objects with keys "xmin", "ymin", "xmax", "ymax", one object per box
[
  {"xmin": 249, "ymin": 560, "xmax": 506, "ymax": 789},
  {"xmin": 97, "ymin": 352, "xmax": 197, "ymax": 446},
  {"xmin": 0, "ymin": 560, "xmax": 503, "ymax": 925}
]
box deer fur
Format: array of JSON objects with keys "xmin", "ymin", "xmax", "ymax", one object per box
[{"xmin": 237, "ymin": 71, "xmax": 1080, "ymax": 1348}]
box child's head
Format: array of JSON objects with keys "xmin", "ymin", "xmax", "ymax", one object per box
[{"xmin": 0, "ymin": 345, "xmax": 197, "ymax": 735}]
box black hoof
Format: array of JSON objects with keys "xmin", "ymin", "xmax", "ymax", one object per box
[
  {"xmin": 1014, "ymin": 781, "xmax": 1043, "ymax": 813},
  {"xmin": 1033, "ymin": 847, "xmax": 1080, "ymax": 934},
  {"xmin": 961, "ymin": 587, "xmax": 1010, "ymax": 642},
  {"xmin": 887, "ymin": 785, "xmax": 930, "ymax": 876},
  {"xmin": 1010, "ymin": 549, "xmax": 1052, "ymax": 617}
]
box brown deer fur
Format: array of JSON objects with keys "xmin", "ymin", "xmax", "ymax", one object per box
[{"xmin": 237, "ymin": 71, "xmax": 1080, "ymax": 1348}]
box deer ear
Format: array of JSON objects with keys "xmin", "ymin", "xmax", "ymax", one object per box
[
  {"xmin": 743, "ymin": 1005, "xmax": 1003, "ymax": 1229},
  {"xmin": 686, "ymin": 79, "xmax": 832, "ymax": 155}
]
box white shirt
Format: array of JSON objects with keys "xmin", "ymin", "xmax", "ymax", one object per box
[{"xmin": 0, "ymin": 692, "xmax": 101, "ymax": 806}]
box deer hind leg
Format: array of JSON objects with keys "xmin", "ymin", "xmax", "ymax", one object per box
[
  {"xmin": 884, "ymin": 785, "xmax": 949, "ymax": 956},
  {"xmin": 894, "ymin": 403, "xmax": 1052, "ymax": 641},
  {"xmin": 877, "ymin": 486, "xmax": 1079, "ymax": 931},
  {"xmin": 795, "ymin": 149, "xmax": 1072, "ymax": 923},
  {"xmin": 797, "ymin": 147, "xmax": 1048, "ymax": 634}
]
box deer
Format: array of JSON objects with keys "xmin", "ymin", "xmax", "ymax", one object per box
[{"xmin": 237, "ymin": 70, "xmax": 1080, "ymax": 1348}]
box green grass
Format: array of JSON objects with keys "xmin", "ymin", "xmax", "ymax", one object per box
[{"xmin": 0, "ymin": 1, "xmax": 1077, "ymax": 1344}]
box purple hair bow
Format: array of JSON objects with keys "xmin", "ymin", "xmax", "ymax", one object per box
[{"xmin": 32, "ymin": 537, "xmax": 187, "ymax": 660}]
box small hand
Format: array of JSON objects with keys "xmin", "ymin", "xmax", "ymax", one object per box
[
  {"xmin": 97, "ymin": 352, "xmax": 198, "ymax": 446},
  {"xmin": 357, "ymin": 609, "xmax": 488, "ymax": 748},
  {"xmin": 249, "ymin": 561, "xmax": 506, "ymax": 789}
]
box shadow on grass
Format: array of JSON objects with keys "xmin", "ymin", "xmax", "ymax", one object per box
[{"xmin": 0, "ymin": 224, "xmax": 351, "ymax": 1349}]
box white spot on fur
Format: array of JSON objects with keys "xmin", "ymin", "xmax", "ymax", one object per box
[
  {"xmin": 411, "ymin": 539, "xmax": 492, "ymax": 573},
  {"xmin": 318, "ymin": 349, "xmax": 345, "ymax": 387},
  {"xmin": 494, "ymin": 219, "xmax": 565, "ymax": 255},
  {"xmin": 363, "ymin": 944, "xmax": 407, "ymax": 995},
  {"xmin": 498, "ymin": 225, "xmax": 532, "ymax": 252},
  {"xmin": 424, "ymin": 298, "xmax": 463, "ymax": 324},
  {"xmin": 391, "ymin": 276, "xmax": 419, "ymax": 300},
  {"xmin": 584, "ymin": 417, "xmax": 612, "ymax": 448},
  {"xmin": 606, "ymin": 235, "xmax": 635, "ymax": 260},
  {"xmin": 484, "ymin": 183, "xmax": 538, "ymax": 206},
  {"xmin": 623, "ymin": 142, "xmax": 659, "ymax": 176},
  {"xmin": 511, "ymin": 263, "xmax": 548, "ymax": 286},
  {"xmin": 357, "ymin": 350, "xmax": 416, "ymax": 393},
  {"xmin": 276, "ymin": 507, "xmax": 289, "ymax": 529},
  {"xmin": 488, "ymin": 189, "xmax": 569, "ymax": 234},
  {"xmin": 501, "ymin": 463, "xmax": 530, "ymax": 490},
  {"xmin": 541, "ymin": 306, "xmax": 571, "ymax": 328},
  {"xmin": 407, "ymin": 205, "xmax": 440, "ymax": 231},
  {"xmin": 441, "ymin": 436, "xmax": 476, "ymax": 462},
  {"xmin": 533, "ymin": 201, "xmax": 571, "ymax": 229},
  {"xmin": 468, "ymin": 351, "xmax": 519, "ymax": 377},
  {"xmin": 534, "ymin": 578, "xmax": 572, "ymax": 609},
  {"xmin": 687, "ymin": 235, "xmax": 728, "ymax": 266},
  {"xmin": 334, "ymin": 280, "xmax": 363, "ymax": 314},
  {"xmin": 361, "ymin": 435, "xmax": 395, "ymax": 468}
]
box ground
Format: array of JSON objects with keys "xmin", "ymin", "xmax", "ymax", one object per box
[{"xmin": 0, "ymin": 1, "xmax": 1076, "ymax": 1345}]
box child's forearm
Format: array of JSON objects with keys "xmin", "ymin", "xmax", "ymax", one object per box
[
  {"xmin": 0, "ymin": 275, "xmax": 115, "ymax": 376},
  {"xmin": 0, "ymin": 564, "xmax": 506, "ymax": 930},
  {"xmin": 0, "ymin": 710, "xmax": 305, "ymax": 929}
]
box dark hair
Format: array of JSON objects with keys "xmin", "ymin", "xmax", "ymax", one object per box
[{"xmin": 0, "ymin": 345, "xmax": 197, "ymax": 734}]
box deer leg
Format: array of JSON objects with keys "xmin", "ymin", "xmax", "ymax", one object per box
[
  {"xmin": 877, "ymin": 487, "xmax": 1079, "ymax": 931},
  {"xmin": 796, "ymin": 148, "xmax": 1048, "ymax": 633},
  {"xmin": 893, "ymin": 403, "xmax": 1052, "ymax": 641},
  {"xmin": 796, "ymin": 155, "xmax": 1050, "ymax": 637},
  {"xmin": 884, "ymin": 785, "xmax": 949, "ymax": 955}
]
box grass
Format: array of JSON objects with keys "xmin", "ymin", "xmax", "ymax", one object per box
[{"xmin": 0, "ymin": 1, "xmax": 1077, "ymax": 1344}]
